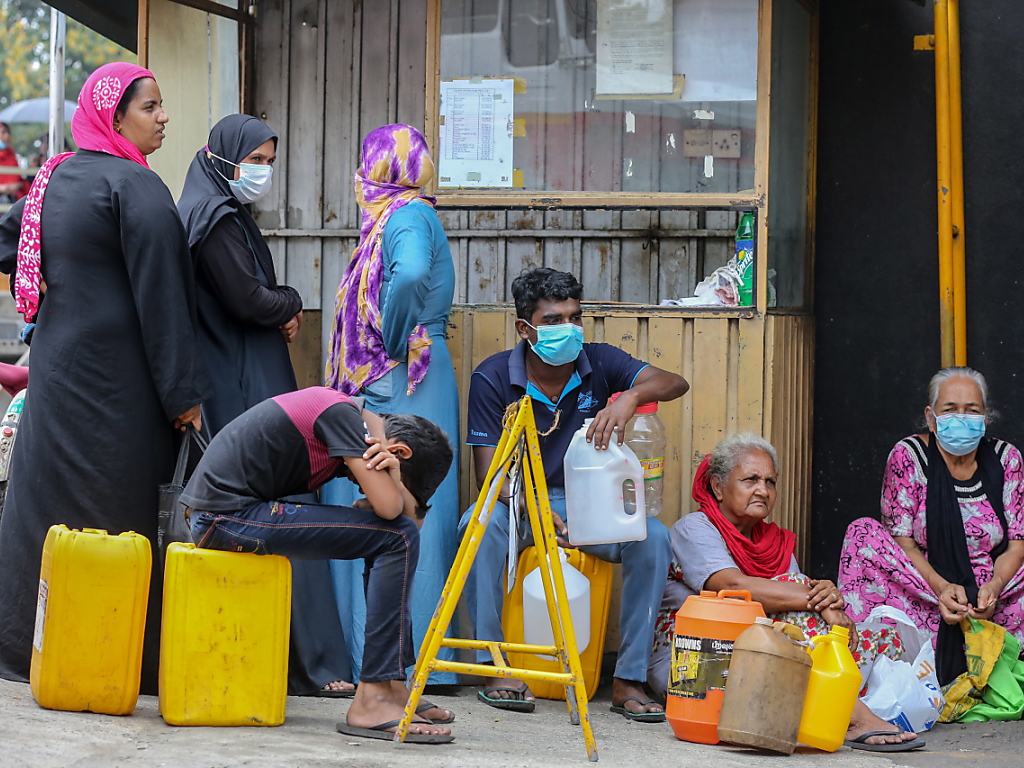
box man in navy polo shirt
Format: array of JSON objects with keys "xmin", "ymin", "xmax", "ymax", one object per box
[{"xmin": 461, "ymin": 268, "xmax": 689, "ymax": 722}]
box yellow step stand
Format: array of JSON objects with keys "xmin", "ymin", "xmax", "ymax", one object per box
[
  {"xmin": 160, "ymin": 542, "xmax": 291, "ymax": 726},
  {"xmin": 503, "ymin": 546, "xmax": 613, "ymax": 700},
  {"xmin": 31, "ymin": 525, "xmax": 152, "ymax": 715},
  {"xmin": 397, "ymin": 397, "xmax": 599, "ymax": 761}
]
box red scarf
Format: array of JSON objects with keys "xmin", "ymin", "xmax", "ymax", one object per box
[
  {"xmin": 692, "ymin": 455, "xmax": 796, "ymax": 578},
  {"xmin": 15, "ymin": 62, "xmax": 155, "ymax": 322}
]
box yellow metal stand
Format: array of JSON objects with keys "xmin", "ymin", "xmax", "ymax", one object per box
[{"xmin": 394, "ymin": 397, "xmax": 599, "ymax": 761}]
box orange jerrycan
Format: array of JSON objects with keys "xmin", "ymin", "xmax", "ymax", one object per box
[
  {"xmin": 717, "ymin": 618, "xmax": 813, "ymax": 754},
  {"xmin": 666, "ymin": 589, "xmax": 765, "ymax": 744},
  {"xmin": 798, "ymin": 626, "xmax": 861, "ymax": 751},
  {"xmin": 159, "ymin": 543, "xmax": 291, "ymax": 726},
  {"xmin": 31, "ymin": 525, "xmax": 152, "ymax": 715},
  {"xmin": 502, "ymin": 546, "xmax": 613, "ymax": 700}
]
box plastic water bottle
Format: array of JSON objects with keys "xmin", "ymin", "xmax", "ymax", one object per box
[
  {"xmin": 563, "ymin": 419, "xmax": 647, "ymax": 545},
  {"xmin": 612, "ymin": 397, "xmax": 667, "ymax": 518},
  {"xmin": 523, "ymin": 549, "xmax": 590, "ymax": 659},
  {"xmin": 735, "ymin": 211, "xmax": 755, "ymax": 306}
]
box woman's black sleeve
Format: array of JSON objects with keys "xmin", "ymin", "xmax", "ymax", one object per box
[{"xmin": 198, "ymin": 216, "xmax": 302, "ymax": 327}]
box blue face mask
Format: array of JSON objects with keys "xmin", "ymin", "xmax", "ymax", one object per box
[
  {"xmin": 934, "ymin": 413, "xmax": 986, "ymax": 456},
  {"xmin": 0, "ymin": 139, "xmax": 7, "ymax": 151},
  {"xmin": 526, "ymin": 321, "xmax": 584, "ymax": 366},
  {"xmin": 207, "ymin": 147, "xmax": 274, "ymax": 204}
]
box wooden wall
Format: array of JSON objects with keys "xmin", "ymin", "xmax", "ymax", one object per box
[{"xmin": 251, "ymin": 0, "xmax": 741, "ymax": 350}]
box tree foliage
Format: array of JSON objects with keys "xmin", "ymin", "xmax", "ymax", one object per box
[{"xmin": 0, "ymin": 0, "xmax": 134, "ymax": 157}]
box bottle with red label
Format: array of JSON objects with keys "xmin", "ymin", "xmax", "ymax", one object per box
[{"xmin": 611, "ymin": 393, "xmax": 667, "ymax": 517}]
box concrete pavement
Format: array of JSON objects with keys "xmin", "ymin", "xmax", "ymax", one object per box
[{"xmin": 5, "ymin": 677, "xmax": 1023, "ymax": 768}]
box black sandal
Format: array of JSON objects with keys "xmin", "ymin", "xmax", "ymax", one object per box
[
  {"xmin": 610, "ymin": 696, "xmax": 666, "ymax": 723},
  {"xmin": 477, "ymin": 682, "xmax": 536, "ymax": 713}
]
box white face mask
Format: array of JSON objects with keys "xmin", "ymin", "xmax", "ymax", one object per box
[{"xmin": 206, "ymin": 147, "xmax": 274, "ymax": 203}]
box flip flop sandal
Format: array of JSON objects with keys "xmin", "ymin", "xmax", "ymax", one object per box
[
  {"xmin": 308, "ymin": 685, "xmax": 356, "ymax": 698},
  {"xmin": 477, "ymin": 683, "xmax": 536, "ymax": 713},
  {"xmin": 610, "ymin": 696, "xmax": 666, "ymax": 723},
  {"xmin": 416, "ymin": 698, "xmax": 456, "ymax": 724},
  {"xmin": 844, "ymin": 730, "xmax": 926, "ymax": 752},
  {"xmin": 336, "ymin": 718, "xmax": 454, "ymax": 744}
]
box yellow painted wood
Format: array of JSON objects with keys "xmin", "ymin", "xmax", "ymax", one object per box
[{"xmin": 649, "ymin": 317, "xmax": 686, "ymax": 522}]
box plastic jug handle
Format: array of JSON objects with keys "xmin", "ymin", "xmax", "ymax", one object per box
[
  {"xmin": 809, "ymin": 634, "xmax": 829, "ymax": 647},
  {"xmin": 716, "ymin": 589, "xmax": 753, "ymax": 602}
]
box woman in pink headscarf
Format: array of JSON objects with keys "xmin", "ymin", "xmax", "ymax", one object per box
[{"xmin": 0, "ymin": 63, "xmax": 209, "ymax": 692}]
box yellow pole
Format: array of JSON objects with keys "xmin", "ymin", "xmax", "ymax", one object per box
[
  {"xmin": 947, "ymin": 0, "xmax": 967, "ymax": 366},
  {"xmin": 933, "ymin": 0, "xmax": 956, "ymax": 367}
]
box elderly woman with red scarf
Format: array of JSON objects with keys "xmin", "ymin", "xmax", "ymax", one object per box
[{"xmin": 647, "ymin": 434, "xmax": 924, "ymax": 752}]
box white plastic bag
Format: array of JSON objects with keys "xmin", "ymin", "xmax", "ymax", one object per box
[{"xmin": 858, "ymin": 606, "xmax": 943, "ymax": 732}]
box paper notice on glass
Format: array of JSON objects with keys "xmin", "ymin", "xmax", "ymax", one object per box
[
  {"xmin": 596, "ymin": 0, "xmax": 674, "ymax": 97},
  {"xmin": 438, "ymin": 79, "xmax": 515, "ymax": 188},
  {"xmin": 674, "ymin": 0, "xmax": 758, "ymax": 102}
]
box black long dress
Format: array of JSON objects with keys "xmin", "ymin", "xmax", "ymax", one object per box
[
  {"xmin": 178, "ymin": 115, "xmax": 352, "ymax": 694},
  {"xmin": 0, "ymin": 150, "xmax": 210, "ymax": 692}
]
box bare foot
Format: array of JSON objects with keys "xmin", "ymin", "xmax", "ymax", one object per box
[
  {"xmin": 846, "ymin": 700, "xmax": 918, "ymax": 745},
  {"xmin": 611, "ymin": 678, "xmax": 663, "ymax": 715},
  {"xmin": 322, "ymin": 680, "xmax": 355, "ymax": 693},
  {"xmin": 347, "ymin": 681, "xmax": 451, "ymax": 737},
  {"xmin": 389, "ymin": 680, "xmax": 453, "ymax": 722}
]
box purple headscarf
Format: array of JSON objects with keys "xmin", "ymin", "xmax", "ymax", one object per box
[{"xmin": 325, "ymin": 124, "xmax": 436, "ymax": 395}]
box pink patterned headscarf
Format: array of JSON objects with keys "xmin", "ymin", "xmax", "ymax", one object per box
[
  {"xmin": 15, "ymin": 62, "xmax": 156, "ymax": 321},
  {"xmin": 325, "ymin": 124, "xmax": 436, "ymax": 396}
]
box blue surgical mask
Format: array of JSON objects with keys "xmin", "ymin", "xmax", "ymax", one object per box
[
  {"xmin": 0, "ymin": 139, "xmax": 7, "ymax": 151},
  {"xmin": 207, "ymin": 147, "xmax": 274, "ymax": 203},
  {"xmin": 934, "ymin": 413, "xmax": 986, "ymax": 456},
  {"xmin": 526, "ymin": 321, "xmax": 583, "ymax": 366}
]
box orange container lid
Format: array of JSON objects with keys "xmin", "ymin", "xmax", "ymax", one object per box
[{"xmin": 675, "ymin": 590, "xmax": 766, "ymax": 632}]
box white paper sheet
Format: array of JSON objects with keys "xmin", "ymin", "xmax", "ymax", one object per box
[
  {"xmin": 674, "ymin": 0, "xmax": 758, "ymax": 102},
  {"xmin": 596, "ymin": 0, "xmax": 674, "ymax": 96},
  {"xmin": 438, "ymin": 79, "xmax": 515, "ymax": 188}
]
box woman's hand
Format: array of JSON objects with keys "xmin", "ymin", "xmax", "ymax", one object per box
[
  {"xmin": 970, "ymin": 580, "xmax": 1001, "ymax": 620},
  {"xmin": 938, "ymin": 582, "xmax": 971, "ymax": 624},
  {"xmin": 280, "ymin": 311, "xmax": 302, "ymax": 343},
  {"xmin": 807, "ymin": 579, "xmax": 845, "ymax": 612},
  {"xmin": 821, "ymin": 606, "xmax": 858, "ymax": 649},
  {"xmin": 173, "ymin": 405, "xmax": 202, "ymax": 432}
]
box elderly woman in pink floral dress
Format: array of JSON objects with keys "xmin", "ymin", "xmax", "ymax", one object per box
[{"xmin": 839, "ymin": 367, "xmax": 1024, "ymax": 686}]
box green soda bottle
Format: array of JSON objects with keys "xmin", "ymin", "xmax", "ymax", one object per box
[{"xmin": 735, "ymin": 211, "xmax": 755, "ymax": 306}]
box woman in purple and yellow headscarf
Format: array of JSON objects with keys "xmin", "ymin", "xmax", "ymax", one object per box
[{"xmin": 324, "ymin": 124, "xmax": 460, "ymax": 690}]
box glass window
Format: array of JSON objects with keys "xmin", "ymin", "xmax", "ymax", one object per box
[
  {"xmin": 437, "ymin": 0, "xmax": 759, "ymax": 194},
  {"xmin": 767, "ymin": 0, "xmax": 813, "ymax": 309}
]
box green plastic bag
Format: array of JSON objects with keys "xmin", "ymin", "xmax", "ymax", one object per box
[{"xmin": 940, "ymin": 618, "xmax": 1024, "ymax": 723}]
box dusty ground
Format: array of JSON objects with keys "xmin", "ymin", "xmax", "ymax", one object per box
[{"xmin": 3, "ymin": 677, "xmax": 1023, "ymax": 768}]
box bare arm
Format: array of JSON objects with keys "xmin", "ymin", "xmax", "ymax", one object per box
[
  {"xmin": 974, "ymin": 539, "xmax": 1024, "ymax": 618},
  {"xmin": 343, "ymin": 448, "xmax": 405, "ymax": 522},
  {"xmin": 587, "ymin": 365, "xmax": 689, "ymax": 449},
  {"xmin": 704, "ymin": 568, "xmax": 813, "ymax": 614}
]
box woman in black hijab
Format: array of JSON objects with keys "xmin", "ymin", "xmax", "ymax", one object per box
[{"xmin": 179, "ymin": 114, "xmax": 353, "ymax": 697}]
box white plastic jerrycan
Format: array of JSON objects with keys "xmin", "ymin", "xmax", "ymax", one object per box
[
  {"xmin": 523, "ymin": 549, "xmax": 590, "ymax": 659},
  {"xmin": 563, "ymin": 419, "xmax": 647, "ymax": 546}
]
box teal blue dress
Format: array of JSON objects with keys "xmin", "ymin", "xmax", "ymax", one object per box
[{"xmin": 325, "ymin": 200, "xmax": 459, "ymax": 682}]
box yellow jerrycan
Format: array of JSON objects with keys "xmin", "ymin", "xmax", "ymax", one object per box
[
  {"xmin": 717, "ymin": 617, "xmax": 812, "ymax": 754},
  {"xmin": 31, "ymin": 525, "xmax": 152, "ymax": 715},
  {"xmin": 797, "ymin": 626, "xmax": 861, "ymax": 751},
  {"xmin": 159, "ymin": 543, "xmax": 291, "ymax": 726},
  {"xmin": 502, "ymin": 546, "xmax": 613, "ymax": 700}
]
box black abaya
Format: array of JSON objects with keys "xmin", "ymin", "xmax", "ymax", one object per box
[
  {"xmin": 0, "ymin": 151, "xmax": 210, "ymax": 691},
  {"xmin": 178, "ymin": 115, "xmax": 351, "ymax": 695}
]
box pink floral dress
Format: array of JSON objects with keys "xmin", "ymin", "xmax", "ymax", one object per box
[{"xmin": 838, "ymin": 436, "xmax": 1024, "ymax": 645}]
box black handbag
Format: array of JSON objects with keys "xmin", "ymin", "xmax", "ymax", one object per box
[{"xmin": 157, "ymin": 426, "xmax": 208, "ymax": 568}]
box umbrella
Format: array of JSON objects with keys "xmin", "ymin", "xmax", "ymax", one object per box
[{"xmin": 0, "ymin": 98, "xmax": 78, "ymax": 124}]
